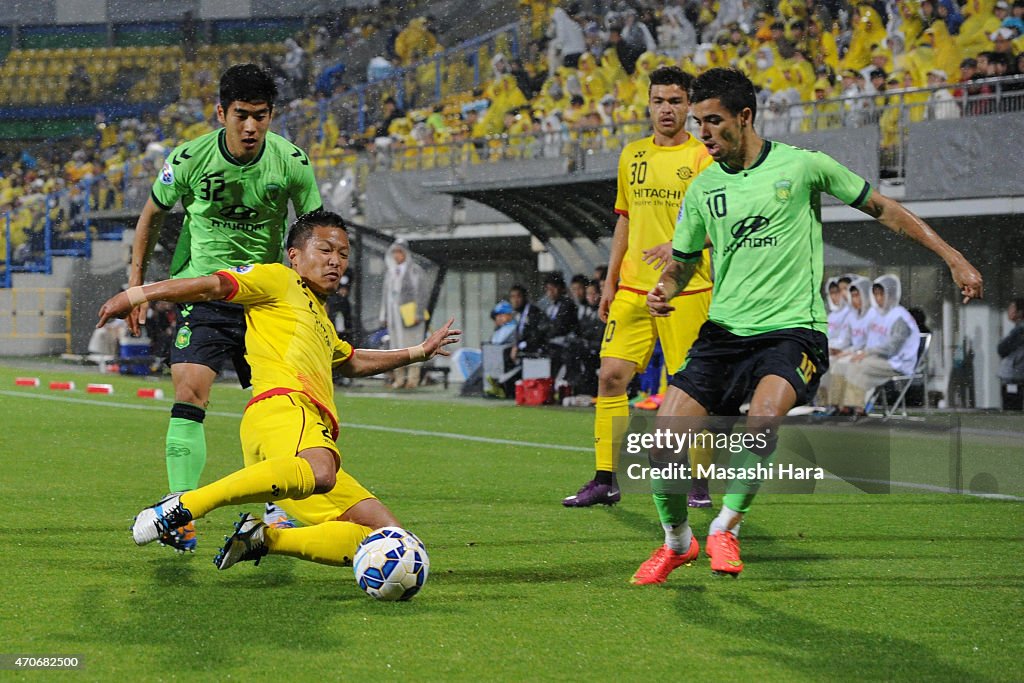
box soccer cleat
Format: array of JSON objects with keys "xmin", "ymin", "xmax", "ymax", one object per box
[
  {"xmin": 630, "ymin": 537, "xmax": 701, "ymax": 585},
  {"xmin": 561, "ymin": 479, "xmax": 621, "ymax": 507},
  {"xmin": 706, "ymin": 531, "xmax": 744, "ymax": 577},
  {"xmin": 159, "ymin": 521, "xmax": 197, "ymax": 553},
  {"xmin": 214, "ymin": 513, "xmax": 269, "ymax": 570},
  {"xmin": 687, "ymin": 478, "xmax": 712, "ymax": 508},
  {"xmin": 634, "ymin": 393, "xmax": 664, "ymax": 411},
  {"xmin": 263, "ymin": 503, "xmax": 296, "ymax": 529},
  {"xmin": 132, "ymin": 493, "xmax": 194, "ymax": 546}
]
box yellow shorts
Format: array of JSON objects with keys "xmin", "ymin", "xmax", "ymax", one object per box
[
  {"xmin": 600, "ymin": 287, "xmax": 711, "ymax": 375},
  {"xmin": 240, "ymin": 392, "xmax": 376, "ymax": 526}
]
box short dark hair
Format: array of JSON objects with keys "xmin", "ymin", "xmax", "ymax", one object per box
[
  {"xmin": 691, "ymin": 68, "xmax": 758, "ymax": 123},
  {"xmin": 509, "ymin": 284, "xmax": 530, "ymax": 300},
  {"xmin": 828, "ymin": 281, "xmax": 840, "ymax": 291},
  {"xmin": 1011, "ymin": 297, "xmax": 1024, "ymax": 311},
  {"xmin": 838, "ymin": 275, "xmax": 853, "ymax": 284},
  {"xmin": 649, "ymin": 65, "xmax": 694, "ymax": 92},
  {"xmin": 220, "ymin": 63, "xmax": 278, "ymax": 112},
  {"xmin": 544, "ymin": 273, "xmax": 566, "ymax": 289},
  {"xmin": 286, "ymin": 209, "xmax": 347, "ymax": 249}
]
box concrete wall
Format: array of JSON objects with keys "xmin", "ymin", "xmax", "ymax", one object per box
[
  {"xmin": 0, "ymin": 238, "xmax": 126, "ymax": 356},
  {"xmin": 906, "ymin": 113, "xmax": 1024, "ymax": 200}
]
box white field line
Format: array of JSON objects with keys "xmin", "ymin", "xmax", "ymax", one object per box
[{"xmin": 3, "ymin": 389, "xmax": 1021, "ymax": 501}]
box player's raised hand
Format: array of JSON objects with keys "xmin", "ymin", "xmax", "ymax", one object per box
[
  {"xmin": 96, "ymin": 291, "xmax": 133, "ymax": 329},
  {"xmin": 598, "ymin": 282, "xmax": 616, "ymax": 323},
  {"xmin": 646, "ymin": 282, "xmax": 675, "ymax": 317},
  {"xmin": 951, "ymin": 260, "xmax": 983, "ymax": 304},
  {"xmin": 641, "ymin": 242, "xmax": 673, "ymax": 271},
  {"xmin": 421, "ymin": 317, "xmax": 462, "ymax": 358}
]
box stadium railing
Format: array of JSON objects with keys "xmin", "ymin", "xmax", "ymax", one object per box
[
  {"xmin": 0, "ymin": 180, "xmax": 115, "ymax": 286},
  {"xmin": 331, "ymin": 75, "xmax": 1024, "ymax": 197},
  {"xmin": 2, "ymin": 76, "xmax": 1020, "ymax": 287}
]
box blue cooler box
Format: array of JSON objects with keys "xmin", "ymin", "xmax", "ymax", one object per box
[{"xmin": 119, "ymin": 340, "xmax": 151, "ymax": 375}]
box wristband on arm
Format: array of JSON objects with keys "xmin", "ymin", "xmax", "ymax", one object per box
[
  {"xmin": 408, "ymin": 344, "xmax": 427, "ymax": 362},
  {"xmin": 126, "ymin": 286, "xmax": 148, "ymax": 306}
]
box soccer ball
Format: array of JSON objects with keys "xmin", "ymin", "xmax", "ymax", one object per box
[{"xmin": 353, "ymin": 526, "xmax": 429, "ymax": 601}]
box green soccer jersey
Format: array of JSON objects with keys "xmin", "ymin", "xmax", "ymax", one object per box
[
  {"xmin": 672, "ymin": 141, "xmax": 870, "ymax": 337},
  {"xmin": 151, "ymin": 128, "xmax": 322, "ymax": 279}
]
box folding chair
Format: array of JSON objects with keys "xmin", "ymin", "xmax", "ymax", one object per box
[{"xmin": 868, "ymin": 332, "xmax": 932, "ymax": 418}]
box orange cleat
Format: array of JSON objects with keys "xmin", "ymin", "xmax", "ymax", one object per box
[
  {"xmin": 634, "ymin": 393, "xmax": 664, "ymax": 411},
  {"xmin": 706, "ymin": 531, "xmax": 743, "ymax": 577},
  {"xmin": 630, "ymin": 537, "xmax": 700, "ymax": 585}
]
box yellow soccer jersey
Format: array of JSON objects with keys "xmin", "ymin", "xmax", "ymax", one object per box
[
  {"xmin": 218, "ymin": 263, "xmax": 353, "ymax": 436},
  {"xmin": 614, "ymin": 134, "xmax": 713, "ymax": 293}
]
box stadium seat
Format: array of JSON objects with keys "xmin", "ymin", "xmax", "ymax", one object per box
[{"xmin": 867, "ymin": 332, "xmax": 932, "ymax": 418}]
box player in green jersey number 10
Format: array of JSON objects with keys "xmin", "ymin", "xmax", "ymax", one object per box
[{"xmin": 635, "ymin": 68, "xmax": 982, "ymax": 582}]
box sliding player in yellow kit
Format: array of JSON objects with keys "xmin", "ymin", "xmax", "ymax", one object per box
[
  {"xmin": 562, "ymin": 66, "xmax": 716, "ymax": 510},
  {"xmin": 99, "ymin": 210, "xmax": 460, "ymax": 571}
]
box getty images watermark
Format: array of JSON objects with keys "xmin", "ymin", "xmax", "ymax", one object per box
[
  {"xmin": 623, "ymin": 428, "xmax": 825, "ymax": 483},
  {"xmin": 610, "ymin": 414, "xmax": 1024, "ymax": 498}
]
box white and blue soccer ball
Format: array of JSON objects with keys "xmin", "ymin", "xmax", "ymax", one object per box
[{"xmin": 353, "ymin": 526, "xmax": 429, "ymax": 601}]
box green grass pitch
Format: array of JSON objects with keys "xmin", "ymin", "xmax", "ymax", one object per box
[{"xmin": 0, "ymin": 363, "xmax": 1021, "ymax": 681}]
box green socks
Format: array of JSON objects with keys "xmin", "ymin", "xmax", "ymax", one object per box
[{"xmin": 166, "ymin": 403, "xmax": 207, "ymax": 492}]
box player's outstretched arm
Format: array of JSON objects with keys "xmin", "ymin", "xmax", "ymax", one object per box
[
  {"xmin": 124, "ymin": 198, "xmax": 169, "ymax": 335},
  {"xmin": 858, "ymin": 190, "xmax": 983, "ymax": 303},
  {"xmin": 339, "ymin": 317, "xmax": 462, "ymax": 378},
  {"xmin": 97, "ymin": 275, "xmax": 230, "ymax": 329}
]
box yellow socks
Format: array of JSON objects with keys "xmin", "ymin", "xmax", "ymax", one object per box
[
  {"xmin": 594, "ymin": 394, "xmax": 630, "ymax": 473},
  {"xmin": 266, "ymin": 521, "xmax": 372, "ymax": 566},
  {"xmin": 181, "ymin": 456, "xmax": 316, "ymax": 520}
]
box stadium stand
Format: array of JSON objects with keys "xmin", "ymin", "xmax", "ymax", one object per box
[{"xmin": 0, "ymin": 0, "xmax": 1019, "ymax": 228}]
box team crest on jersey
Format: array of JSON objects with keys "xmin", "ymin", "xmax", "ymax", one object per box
[
  {"xmin": 231, "ymin": 264, "xmax": 255, "ymax": 274},
  {"xmin": 175, "ymin": 326, "xmax": 192, "ymax": 349},
  {"xmin": 774, "ymin": 179, "xmax": 793, "ymax": 202},
  {"xmin": 676, "ymin": 166, "xmax": 693, "ymax": 181},
  {"xmin": 159, "ymin": 162, "xmax": 174, "ymax": 185},
  {"xmin": 265, "ymin": 183, "xmax": 280, "ymax": 201}
]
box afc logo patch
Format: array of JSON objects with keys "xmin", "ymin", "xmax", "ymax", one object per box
[
  {"xmin": 774, "ymin": 179, "xmax": 793, "ymax": 203},
  {"xmin": 159, "ymin": 162, "xmax": 174, "ymax": 185}
]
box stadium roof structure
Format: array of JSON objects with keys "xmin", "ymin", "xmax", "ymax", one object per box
[{"xmin": 425, "ymin": 171, "xmax": 617, "ymax": 245}]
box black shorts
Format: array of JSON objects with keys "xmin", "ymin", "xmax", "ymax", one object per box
[
  {"xmin": 669, "ymin": 321, "xmax": 829, "ymax": 415},
  {"xmin": 169, "ymin": 300, "xmax": 251, "ymax": 388}
]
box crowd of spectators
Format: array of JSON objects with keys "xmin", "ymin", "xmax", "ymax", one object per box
[
  {"xmin": 481, "ymin": 268, "xmax": 608, "ymax": 401},
  {"xmin": 2, "ymin": 0, "xmax": 1022, "ymax": 261},
  {"xmin": 292, "ymin": 0, "xmax": 1023, "ymax": 174}
]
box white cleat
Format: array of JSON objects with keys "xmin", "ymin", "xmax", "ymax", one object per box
[{"xmin": 131, "ymin": 493, "xmax": 194, "ymax": 546}]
